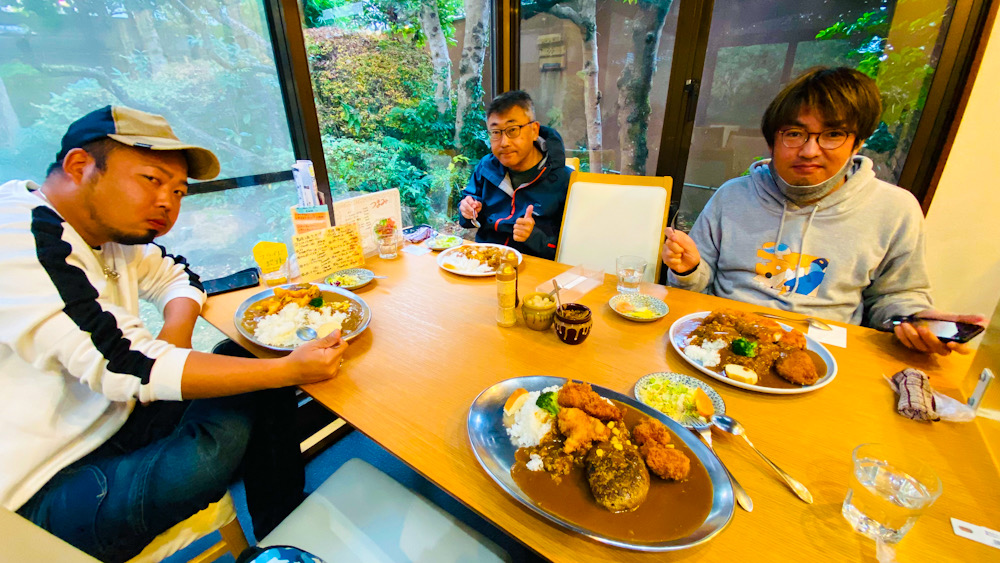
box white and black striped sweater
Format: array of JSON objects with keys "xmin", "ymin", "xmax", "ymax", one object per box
[{"xmin": 0, "ymin": 180, "xmax": 206, "ymax": 511}]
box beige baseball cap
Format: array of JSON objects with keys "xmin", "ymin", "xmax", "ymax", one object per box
[{"xmin": 56, "ymin": 105, "xmax": 221, "ymax": 180}]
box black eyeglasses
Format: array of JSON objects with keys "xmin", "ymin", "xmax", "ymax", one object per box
[
  {"xmin": 487, "ymin": 121, "xmax": 537, "ymax": 141},
  {"xmin": 778, "ymin": 128, "xmax": 853, "ymax": 150}
]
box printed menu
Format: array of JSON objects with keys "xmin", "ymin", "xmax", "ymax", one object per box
[
  {"xmin": 332, "ymin": 189, "xmax": 403, "ymax": 256},
  {"xmin": 291, "ymin": 205, "xmax": 332, "ymax": 235},
  {"xmin": 292, "ymin": 223, "xmax": 366, "ymax": 281}
]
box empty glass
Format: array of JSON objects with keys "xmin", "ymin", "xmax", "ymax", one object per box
[
  {"xmin": 842, "ymin": 443, "xmax": 942, "ymax": 544},
  {"xmin": 615, "ymin": 255, "xmax": 646, "ymax": 294}
]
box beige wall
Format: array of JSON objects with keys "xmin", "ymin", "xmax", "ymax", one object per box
[{"xmin": 924, "ymin": 14, "xmax": 1000, "ymax": 329}]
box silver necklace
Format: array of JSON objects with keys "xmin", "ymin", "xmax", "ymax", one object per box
[{"xmin": 35, "ymin": 188, "xmax": 120, "ymax": 281}]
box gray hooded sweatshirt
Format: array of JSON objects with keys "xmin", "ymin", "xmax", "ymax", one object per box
[{"xmin": 668, "ymin": 156, "xmax": 932, "ymax": 328}]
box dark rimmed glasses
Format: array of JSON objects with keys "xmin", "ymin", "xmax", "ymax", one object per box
[
  {"xmin": 778, "ymin": 128, "xmax": 853, "ymax": 150},
  {"xmin": 487, "ymin": 121, "xmax": 537, "ymax": 141}
]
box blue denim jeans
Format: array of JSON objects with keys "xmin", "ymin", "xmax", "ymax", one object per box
[{"xmin": 18, "ymin": 386, "xmax": 305, "ymax": 563}]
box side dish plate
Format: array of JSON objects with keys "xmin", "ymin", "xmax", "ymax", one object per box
[
  {"xmin": 234, "ymin": 283, "xmax": 371, "ymax": 351},
  {"xmin": 468, "ymin": 376, "xmax": 734, "ymax": 551},
  {"xmin": 669, "ymin": 311, "xmax": 838, "ymax": 394},
  {"xmin": 325, "ymin": 268, "xmax": 375, "ymax": 291},
  {"xmin": 633, "ymin": 372, "xmax": 726, "ymax": 428},
  {"xmin": 436, "ymin": 243, "xmax": 523, "ymax": 277},
  {"xmin": 609, "ymin": 293, "xmax": 669, "ymax": 322}
]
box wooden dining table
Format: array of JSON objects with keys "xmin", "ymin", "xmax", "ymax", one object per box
[{"xmin": 202, "ymin": 249, "xmax": 1000, "ymax": 562}]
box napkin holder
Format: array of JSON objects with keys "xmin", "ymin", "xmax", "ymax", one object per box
[{"xmin": 536, "ymin": 264, "xmax": 604, "ymax": 303}]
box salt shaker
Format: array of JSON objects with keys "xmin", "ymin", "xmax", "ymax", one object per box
[{"xmin": 496, "ymin": 262, "xmax": 517, "ymax": 327}]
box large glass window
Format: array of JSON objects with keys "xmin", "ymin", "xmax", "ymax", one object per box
[
  {"xmin": 298, "ymin": 0, "xmax": 493, "ymax": 236},
  {"xmin": 520, "ymin": 0, "xmax": 680, "ymax": 175},
  {"xmin": 676, "ymin": 0, "xmax": 957, "ymax": 229},
  {"xmin": 0, "ymin": 0, "xmax": 301, "ymax": 350}
]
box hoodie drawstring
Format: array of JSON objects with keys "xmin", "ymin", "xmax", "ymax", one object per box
[
  {"xmin": 788, "ymin": 205, "xmax": 819, "ymax": 295},
  {"xmin": 773, "ymin": 201, "xmax": 819, "ymax": 296}
]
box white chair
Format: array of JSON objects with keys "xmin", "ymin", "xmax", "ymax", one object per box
[
  {"xmin": 555, "ymin": 171, "xmax": 672, "ymax": 283},
  {"xmin": 260, "ymin": 458, "xmax": 510, "ymax": 563},
  {"xmin": 127, "ymin": 491, "xmax": 248, "ymax": 563}
]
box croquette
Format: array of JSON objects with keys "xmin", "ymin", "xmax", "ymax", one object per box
[
  {"xmin": 775, "ymin": 349, "xmax": 819, "ymax": 385},
  {"xmin": 640, "ymin": 442, "xmax": 691, "ymax": 481}
]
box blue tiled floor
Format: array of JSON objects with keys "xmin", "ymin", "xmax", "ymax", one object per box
[{"xmin": 164, "ymin": 429, "xmax": 545, "ymax": 562}]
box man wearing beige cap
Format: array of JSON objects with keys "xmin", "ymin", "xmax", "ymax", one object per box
[{"xmin": 0, "ymin": 106, "xmax": 346, "ymax": 562}]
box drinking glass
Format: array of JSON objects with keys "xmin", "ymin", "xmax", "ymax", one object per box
[
  {"xmin": 842, "ymin": 443, "xmax": 942, "ymax": 544},
  {"xmin": 615, "ymin": 255, "xmax": 646, "ymax": 294},
  {"xmin": 260, "ymin": 261, "xmax": 289, "ymax": 287},
  {"xmin": 375, "ymin": 229, "xmax": 399, "ymax": 259}
]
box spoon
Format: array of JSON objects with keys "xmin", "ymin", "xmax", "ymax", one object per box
[
  {"xmin": 754, "ymin": 311, "xmax": 833, "ymax": 331},
  {"xmin": 549, "ymin": 279, "xmax": 563, "ymax": 308},
  {"xmin": 692, "ymin": 423, "xmax": 753, "ymax": 512},
  {"xmin": 712, "ymin": 414, "xmax": 814, "ymax": 504},
  {"xmin": 296, "ymin": 327, "xmax": 317, "ymax": 341},
  {"xmin": 470, "ymin": 210, "xmax": 481, "ymax": 228}
]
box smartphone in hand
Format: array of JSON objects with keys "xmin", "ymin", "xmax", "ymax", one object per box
[
  {"xmin": 878, "ymin": 315, "xmax": 985, "ymax": 344},
  {"xmin": 202, "ymin": 267, "xmax": 260, "ymax": 296}
]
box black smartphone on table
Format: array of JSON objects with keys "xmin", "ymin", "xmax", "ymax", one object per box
[
  {"xmin": 878, "ymin": 315, "xmax": 985, "ymax": 344},
  {"xmin": 202, "ymin": 267, "xmax": 260, "ymax": 296}
]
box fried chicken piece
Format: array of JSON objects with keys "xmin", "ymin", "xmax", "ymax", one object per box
[
  {"xmin": 775, "ymin": 349, "xmax": 819, "ymax": 385},
  {"xmin": 632, "ymin": 418, "xmax": 672, "ymax": 448},
  {"xmin": 557, "ymin": 407, "xmax": 611, "ymax": 454},
  {"xmin": 639, "ymin": 443, "xmax": 691, "ymax": 481},
  {"xmin": 558, "ymin": 381, "xmax": 624, "ymax": 422}
]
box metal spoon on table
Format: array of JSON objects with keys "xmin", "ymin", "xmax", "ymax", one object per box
[
  {"xmin": 692, "ymin": 423, "xmax": 753, "ymax": 512},
  {"xmin": 754, "ymin": 311, "xmax": 833, "ymax": 331},
  {"xmin": 712, "ymin": 414, "xmax": 813, "ymax": 504}
]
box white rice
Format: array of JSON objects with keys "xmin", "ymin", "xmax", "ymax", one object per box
[
  {"xmin": 683, "ymin": 338, "xmax": 727, "ymax": 368},
  {"xmin": 506, "ymin": 385, "xmax": 562, "ymax": 448},
  {"xmin": 526, "ymin": 453, "xmax": 544, "ymax": 472},
  {"xmin": 443, "ymin": 254, "xmax": 494, "ymax": 274},
  {"xmin": 254, "ymin": 303, "xmax": 348, "ymax": 348}
]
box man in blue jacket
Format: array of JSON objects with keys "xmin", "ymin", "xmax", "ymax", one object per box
[{"xmin": 458, "ymin": 90, "xmax": 571, "ymax": 260}]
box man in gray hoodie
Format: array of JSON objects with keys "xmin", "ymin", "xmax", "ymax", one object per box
[{"xmin": 662, "ymin": 67, "xmax": 984, "ymax": 356}]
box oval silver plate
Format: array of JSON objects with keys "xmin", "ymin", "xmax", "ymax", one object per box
[
  {"xmin": 669, "ymin": 311, "xmax": 838, "ymax": 394},
  {"xmin": 467, "ymin": 376, "xmax": 734, "ymax": 551},
  {"xmin": 233, "ymin": 283, "xmax": 372, "ymax": 351}
]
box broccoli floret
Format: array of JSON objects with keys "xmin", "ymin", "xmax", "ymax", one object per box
[
  {"xmin": 309, "ymin": 296, "xmax": 324, "ymax": 308},
  {"xmin": 536, "ymin": 391, "xmax": 560, "ymax": 417},
  {"xmin": 732, "ymin": 338, "xmax": 758, "ymax": 358}
]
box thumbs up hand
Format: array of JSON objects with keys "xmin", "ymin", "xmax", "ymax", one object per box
[{"xmin": 513, "ymin": 205, "xmax": 535, "ymax": 242}]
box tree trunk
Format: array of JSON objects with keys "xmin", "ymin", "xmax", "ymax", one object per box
[
  {"xmin": 0, "ymin": 76, "xmax": 18, "ymax": 149},
  {"xmin": 455, "ymin": 0, "xmax": 491, "ymax": 152},
  {"xmin": 420, "ymin": 0, "xmax": 453, "ymax": 115},
  {"xmin": 616, "ymin": 0, "xmax": 671, "ymax": 175},
  {"xmin": 528, "ymin": 0, "xmax": 603, "ymax": 172},
  {"xmin": 133, "ymin": 10, "xmax": 168, "ymax": 74}
]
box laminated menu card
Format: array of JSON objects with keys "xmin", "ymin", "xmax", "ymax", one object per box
[
  {"xmin": 291, "ymin": 205, "xmax": 332, "ymax": 235},
  {"xmin": 332, "ymin": 189, "xmax": 403, "ymax": 256},
  {"xmin": 292, "ymin": 223, "xmax": 366, "ymax": 281}
]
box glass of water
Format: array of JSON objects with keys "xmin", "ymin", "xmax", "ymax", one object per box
[
  {"xmin": 615, "ymin": 255, "xmax": 646, "ymax": 294},
  {"xmin": 842, "ymin": 443, "xmax": 942, "ymax": 544}
]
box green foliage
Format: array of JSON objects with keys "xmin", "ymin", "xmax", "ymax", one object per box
[
  {"xmin": 816, "ymin": 2, "xmax": 945, "ymax": 160},
  {"xmin": 307, "ymin": 30, "xmax": 435, "ymax": 139}
]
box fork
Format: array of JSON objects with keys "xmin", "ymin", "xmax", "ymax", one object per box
[
  {"xmin": 692, "ymin": 424, "xmax": 753, "ymax": 512},
  {"xmin": 755, "ymin": 311, "xmax": 833, "ymax": 331}
]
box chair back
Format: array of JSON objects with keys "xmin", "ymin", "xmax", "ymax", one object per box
[
  {"xmin": 565, "ymin": 157, "xmax": 581, "ymax": 171},
  {"xmin": 555, "ymin": 171, "xmax": 671, "ymax": 282}
]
